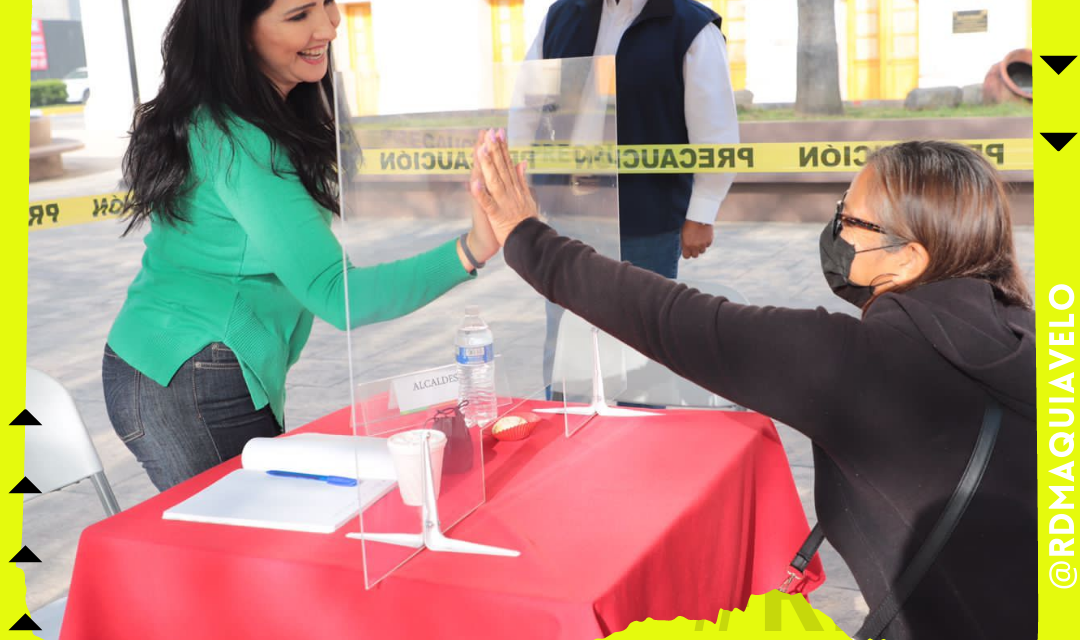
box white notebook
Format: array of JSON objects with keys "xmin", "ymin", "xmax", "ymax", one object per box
[{"xmin": 163, "ymin": 434, "xmax": 398, "ymax": 534}]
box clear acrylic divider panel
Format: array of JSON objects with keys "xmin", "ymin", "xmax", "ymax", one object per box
[
  {"xmin": 333, "ymin": 56, "xmax": 619, "ymax": 588},
  {"xmin": 347, "ymin": 362, "xmax": 522, "ymax": 588},
  {"xmin": 500, "ymin": 56, "xmax": 625, "ymax": 437},
  {"xmin": 617, "ymin": 250, "xmax": 747, "ymax": 410}
]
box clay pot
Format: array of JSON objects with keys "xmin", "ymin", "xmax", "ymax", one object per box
[{"xmin": 983, "ymin": 48, "xmax": 1033, "ymax": 104}]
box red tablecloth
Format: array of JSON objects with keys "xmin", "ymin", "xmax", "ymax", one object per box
[{"xmin": 62, "ymin": 404, "xmax": 822, "ymax": 640}]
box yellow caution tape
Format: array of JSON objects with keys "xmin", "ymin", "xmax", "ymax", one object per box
[
  {"xmin": 359, "ymin": 138, "xmax": 1031, "ymax": 175},
  {"xmin": 29, "ymin": 139, "xmax": 1031, "ymax": 232},
  {"xmin": 28, "ymin": 193, "xmax": 130, "ymax": 232}
]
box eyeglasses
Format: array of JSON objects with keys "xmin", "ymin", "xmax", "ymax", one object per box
[{"xmin": 832, "ymin": 191, "xmax": 889, "ymax": 239}]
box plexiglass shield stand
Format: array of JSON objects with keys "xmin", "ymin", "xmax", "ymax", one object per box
[
  {"xmin": 334, "ymin": 55, "xmax": 625, "ymax": 588},
  {"xmin": 500, "ymin": 56, "xmax": 656, "ymax": 434},
  {"xmin": 346, "ymin": 430, "xmax": 518, "ymax": 557},
  {"xmin": 340, "ymin": 357, "xmax": 535, "ymax": 587},
  {"xmin": 536, "ymin": 325, "xmax": 660, "ymax": 419}
]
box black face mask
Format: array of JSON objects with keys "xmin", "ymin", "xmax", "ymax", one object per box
[{"xmin": 818, "ymin": 222, "xmax": 897, "ymax": 308}]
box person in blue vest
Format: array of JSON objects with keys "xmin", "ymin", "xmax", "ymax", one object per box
[
  {"xmin": 527, "ymin": 0, "xmax": 739, "ymax": 397},
  {"xmin": 528, "ymin": 0, "xmax": 739, "ymax": 273}
]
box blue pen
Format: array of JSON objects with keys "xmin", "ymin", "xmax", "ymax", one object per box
[{"xmin": 266, "ymin": 470, "xmax": 358, "ymax": 487}]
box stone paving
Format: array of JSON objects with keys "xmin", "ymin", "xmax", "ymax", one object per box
[{"xmin": 25, "ymin": 119, "xmax": 1036, "ymax": 635}]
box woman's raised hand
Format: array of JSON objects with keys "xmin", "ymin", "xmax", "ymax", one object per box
[
  {"xmin": 470, "ymin": 128, "xmax": 539, "ymax": 247},
  {"xmin": 463, "ymin": 129, "xmax": 502, "ymax": 265}
]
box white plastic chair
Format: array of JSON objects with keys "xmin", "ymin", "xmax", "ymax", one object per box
[
  {"xmin": 552, "ymin": 280, "xmax": 749, "ymax": 410},
  {"xmin": 24, "ymin": 367, "xmax": 121, "ymax": 640}
]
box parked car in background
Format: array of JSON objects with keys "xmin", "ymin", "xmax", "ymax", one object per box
[{"xmin": 63, "ymin": 67, "xmax": 90, "ymax": 104}]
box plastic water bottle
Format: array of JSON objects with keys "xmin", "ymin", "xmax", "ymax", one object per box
[{"xmin": 455, "ymin": 305, "xmax": 497, "ymax": 428}]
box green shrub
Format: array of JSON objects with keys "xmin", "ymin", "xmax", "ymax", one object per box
[{"xmin": 30, "ymin": 80, "xmax": 69, "ymax": 108}]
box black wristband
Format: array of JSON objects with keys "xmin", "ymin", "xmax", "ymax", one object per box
[{"xmin": 459, "ymin": 233, "xmax": 486, "ymax": 271}]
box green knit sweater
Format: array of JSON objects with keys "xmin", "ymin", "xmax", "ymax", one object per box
[{"xmin": 107, "ymin": 110, "xmax": 472, "ymax": 424}]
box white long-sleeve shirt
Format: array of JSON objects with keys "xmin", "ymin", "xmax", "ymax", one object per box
[{"xmin": 525, "ymin": 0, "xmax": 740, "ymax": 225}]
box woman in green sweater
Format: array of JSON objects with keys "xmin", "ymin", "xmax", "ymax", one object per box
[{"xmin": 103, "ymin": 0, "xmax": 498, "ymax": 491}]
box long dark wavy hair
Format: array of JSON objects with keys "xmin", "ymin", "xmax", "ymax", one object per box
[{"xmin": 121, "ymin": 0, "xmax": 339, "ymax": 235}]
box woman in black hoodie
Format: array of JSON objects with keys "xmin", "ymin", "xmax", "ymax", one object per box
[{"xmin": 471, "ymin": 137, "xmax": 1035, "ymax": 640}]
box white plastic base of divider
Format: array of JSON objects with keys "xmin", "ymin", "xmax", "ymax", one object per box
[{"xmin": 346, "ymin": 432, "xmax": 519, "ymax": 558}]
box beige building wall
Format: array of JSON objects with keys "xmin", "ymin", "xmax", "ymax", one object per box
[
  {"xmin": 79, "ymin": 0, "xmax": 1034, "ymax": 132},
  {"xmin": 918, "ymin": 1, "xmax": 1031, "ymax": 90}
]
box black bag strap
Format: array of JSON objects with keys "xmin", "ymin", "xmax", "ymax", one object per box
[
  {"xmin": 778, "ymin": 522, "xmax": 825, "ymax": 592},
  {"xmin": 780, "ymin": 400, "xmax": 1003, "ymax": 640}
]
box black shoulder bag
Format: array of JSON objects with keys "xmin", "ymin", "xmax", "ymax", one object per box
[{"xmin": 779, "ymin": 400, "xmax": 1003, "ymax": 640}]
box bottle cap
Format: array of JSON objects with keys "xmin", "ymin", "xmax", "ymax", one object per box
[{"xmin": 465, "ymin": 305, "xmax": 480, "ymax": 316}]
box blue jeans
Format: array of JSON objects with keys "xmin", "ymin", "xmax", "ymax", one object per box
[
  {"xmin": 102, "ymin": 343, "xmax": 282, "ymax": 492},
  {"xmin": 617, "ymin": 229, "xmax": 682, "ymax": 280},
  {"xmin": 543, "ymin": 228, "xmax": 682, "ymax": 396}
]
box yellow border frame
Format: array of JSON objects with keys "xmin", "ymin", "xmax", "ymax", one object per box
[
  {"xmin": 3, "ymin": 1, "xmax": 31, "ymax": 630},
  {"xmin": 6, "ymin": 2, "xmax": 1069, "ymax": 638},
  {"xmin": 1034, "ymin": 1, "xmax": 1078, "ymax": 637}
]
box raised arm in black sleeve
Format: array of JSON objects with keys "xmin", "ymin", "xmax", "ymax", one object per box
[{"xmin": 503, "ymin": 218, "xmax": 884, "ymax": 447}]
